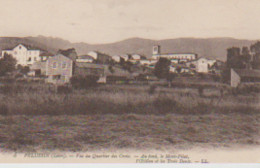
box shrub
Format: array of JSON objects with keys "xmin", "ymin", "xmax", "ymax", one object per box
[
  {"xmin": 153, "ymin": 96, "xmax": 178, "ymax": 114},
  {"xmin": 70, "ymin": 75, "xmax": 99, "ymax": 89},
  {"xmin": 57, "ymin": 85, "xmax": 72, "ymax": 94},
  {"xmin": 198, "ymin": 86, "xmax": 204, "ymax": 97},
  {"xmin": 0, "ymin": 104, "xmax": 8, "ymax": 115},
  {"xmin": 198, "ymin": 73, "xmax": 205, "ymax": 79},
  {"xmin": 148, "ymin": 85, "xmax": 157, "ymax": 95},
  {"xmin": 212, "ymin": 74, "xmax": 221, "ymax": 82}
]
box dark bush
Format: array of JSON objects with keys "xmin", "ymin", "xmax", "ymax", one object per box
[
  {"xmin": 0, "ymin": 104, "xmax": 8, "ymax": 115},
  {"xmin": 198, "ymin": 73, "xmax": 205, "ymax": 79},
  {"xmin": 57, "ymin": 85, "xmax": 72, "ymax": 94},
  {"xmin": 153, "ymin": 96, "xmax": 178, "ymax": 114},
  {"xmin": 70, "ymin": 75, "xmax": 99, "ymax": 89},
  {"xmin": 198, "ymin": 86, "xmax": 204, "ymax": 97},
  {"xmin": 212, "ymin": 74, "xmax": 221, "ymax": 82},
  {"xmin": 106, "ymin": 76, "xmax": 129, "ymax": 84},
  {"xmin": 0, "ymin": 77, "xmax": 15, "ymax": 84},
  {"xmin": 15, "ymin": 73, "xmax": 24, "ymax": 79},
  {"xmin": 148, "ymin": 85, "xmax": 157, "ymax": 95}
]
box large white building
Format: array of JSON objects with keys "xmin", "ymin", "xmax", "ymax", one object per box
[
  {"xmin": 1, "ymin": 44, "xmax": 41, "ymax": 66},
  {"xmin": 186, "ymin": 57, "xmax": 216, "ymax": 73},
  {"xmin": 151, "ymin": 45, "xmax": 198, "ymax": 62}
]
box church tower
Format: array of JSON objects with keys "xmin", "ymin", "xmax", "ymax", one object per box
[{"xmin": 153, "ymin": 45, "xmax": 161, "ymax": 55}]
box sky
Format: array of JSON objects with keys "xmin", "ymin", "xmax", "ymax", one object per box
[{"xmin": 0, "ymin": 0, "xmax": 260, "ymax": 44}]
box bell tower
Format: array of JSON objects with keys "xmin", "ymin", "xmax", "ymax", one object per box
[{"xmin": 153, "ymin": 45, "xmax": 161, "ymax": 55}]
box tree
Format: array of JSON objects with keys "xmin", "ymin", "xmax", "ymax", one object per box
[
  {"xmin": 241, "ymin": 46, "xmax": 251, "ymax": 63},
  {"xmin": 250, "ymin": 41, "xmax": 260, "ymax": 69},
  {"xmin": 0, "ymin": 53, "xmax": 17, "ymax": 76},
  {"xmin": 226, "ymin": 47, "xmax": 245, "ymax": 69},
  {"xmin": 250, "ymin": 41, "xmax": 260, "ymax": 54},
  {"xmin": 166, "ymin": 73, "xmax": 176, "ymax": 87},
  {"xmin": 154, "ymin": 58, "xmax": 171, "ymax": 79},
  {"xmin": 120, "ymin": 60, "xmax": 133, "ymax": 73},
  {"xmin": 189, "ymin": 63, "xmax": 196, "ymax": 69},
  {"xmin": 176, "ymin": 66, "xmax": 182, "ymax": 73},
  {"xmin": 108, "ymin": 65, "xmax": 114, "ymax": 73},
  {"xmin": 17, "ymin": 65, "xmax": 30, "ymax": 74}
]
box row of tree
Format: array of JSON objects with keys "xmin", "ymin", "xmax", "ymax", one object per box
[
  {"xmin": 227, "ymin": 41, "xmax": 260, "ymax": 69},
  {"xmin": 0, "ymin": 53, "xmax": 17, "ymax": 76}
]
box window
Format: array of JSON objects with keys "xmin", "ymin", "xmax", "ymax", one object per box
[
  {"xmin": 53, "ymin": 62, "xmax": 57, "ymax": 68},
  {"xmin": 19, "ymin": 46, "xmax": 21, "ymax": 49},
  {"xmin": 28, "ymin": 57, "xmax": 31, "ymax": 61},
  {"xmin": 62, "ymin": 62, "xmax": 67, "ymax": 69}
]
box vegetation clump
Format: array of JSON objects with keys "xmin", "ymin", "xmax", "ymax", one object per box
[{"xmin": 70, "ymin": 75, "xmax": 99, "ymax": 89}]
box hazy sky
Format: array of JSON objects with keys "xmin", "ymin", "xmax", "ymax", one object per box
[{"xmin": 0, "ymin": 0, "xmax": 260, "ymax": 44}]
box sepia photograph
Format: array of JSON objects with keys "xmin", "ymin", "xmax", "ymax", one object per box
[{"xmin": 0, "ymin": 0, "xmax": 259, "ymax": 164}]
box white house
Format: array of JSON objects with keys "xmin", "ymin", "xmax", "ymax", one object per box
[
  {"xmin": 87, "ymin": 51, "xmax": 112, "ymax": 64},
  {"xmin": 131, "ymin": 54, "xmax": 141, "ymax": 60},
  {"xmin": 87, "ymin": 51, "xmax": 98, "ymax": 60},
  {"xmin": 169, "ymin": 66, "xmax": 176, "ymax": 73},
  {"xmin": 112, "ymin": 55, "xmax": 121, "ymax": 62},
  {"xmin": 196, "ymin": 58, "xmax": 210, "ymax": 73},
  {"xmin": 186, "ymin": 57, "xmax": 216, "ymax": 73},
  {"xmin": 170, "ymin": 59, "xmax": 179, "ymax": 64},
  {"xmin": 120, "ymin": 54, "xmax": 131, "ymax": 61},
  {"xmin": 1, "ymin": 44, "xmax": 41, "ymax": 66}
]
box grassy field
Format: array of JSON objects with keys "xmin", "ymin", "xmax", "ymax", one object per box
[{"xmin": 0, "ymin": 83, "xmax": 259, "ymax": 152}]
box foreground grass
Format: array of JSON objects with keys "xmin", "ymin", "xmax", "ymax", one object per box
[
  {"xmin": 0, "ymin": 84, "xmax": 259, "ymax": 152},
  {"xmin": 0, "ymin": 113, "xmax": 259, "ymax": 152},
  {"xmin": 0, "ymin": 84, "xmax": 259, "ymax": 115}
]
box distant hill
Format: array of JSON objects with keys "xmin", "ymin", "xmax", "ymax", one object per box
[{"xmin": 0, "ymin": 36, "xmax": 257, "ymax": 61}]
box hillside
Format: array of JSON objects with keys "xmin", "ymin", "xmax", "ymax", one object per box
[{"xmin": 0, "ymin": 36, "xmax": 257, "ymax": 61}]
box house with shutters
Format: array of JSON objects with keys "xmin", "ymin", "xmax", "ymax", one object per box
[
  {"xmin": 1, "ymin": 44, "xmax": 41, "ymax": 66},
  {"xmin": 46, "ymin": 54, "xmax": 73, "ymax": 84},
  {"xmin": 186, "ymin": 58, "xmax": 216, "ymax": 73}
]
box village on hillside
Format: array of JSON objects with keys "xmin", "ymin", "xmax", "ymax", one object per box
[
  {"xmin": 1, "ymin": 0, "xmax": 260, "ymax": 162},
  {"xmin": 1, "ymin": 42, "xmax": 259, "ymax": 87},
  {"xmin": 0, "ymin": 40, "xmax": 259, "ymax": 154}
]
